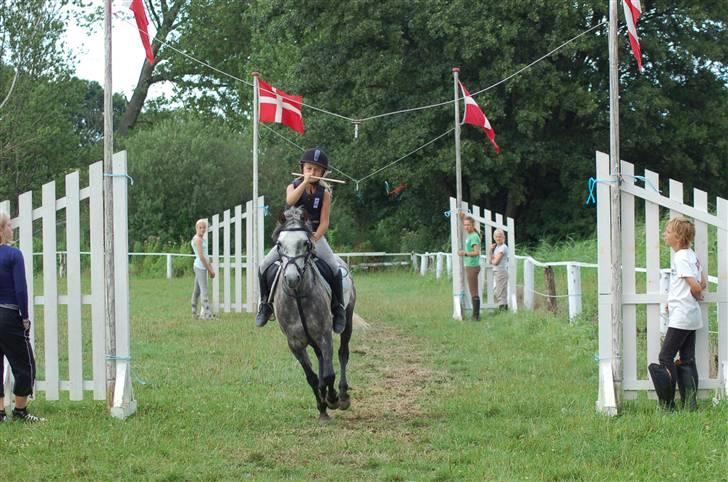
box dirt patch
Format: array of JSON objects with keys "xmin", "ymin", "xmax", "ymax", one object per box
[{"xmin": 337, "ymin": 319, "xmax": 440, "ymax": 425}]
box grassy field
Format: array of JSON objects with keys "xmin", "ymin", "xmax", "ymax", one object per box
[{"xmin": 1, "ymin": 270, "xmax": 726, "ymax": 480}]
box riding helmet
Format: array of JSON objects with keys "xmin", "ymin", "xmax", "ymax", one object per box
[{"xmin": 300, "ymin": 148, "xmax": 329, "ymax": 171}]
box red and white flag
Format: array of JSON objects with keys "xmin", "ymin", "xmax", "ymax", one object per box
[
  {"xmin": 128, "ymin": 0, "xmax": 155, "ymax": 65},
  {"xmin": 459, "ymin": 82, "xmax": 500, "ymax": 154},
  {"xmin": 623, "ymin": 0, "xmax": 643, "ymax": 71},
  {"xmin": 257, "ymin": 78, "xmax": 304, "ymax": 134}
]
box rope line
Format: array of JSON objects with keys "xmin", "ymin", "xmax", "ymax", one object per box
[
  {"xmin": 354, "ymin": 21, "xmax": 608, "ymax": 122},
  {"xmin": 261, "ymin": 122, "xmax": 454, "ymax": 186},
  {"xmin": 120, "ymin": 14, "xmax": 606, "ymax": 126},
  {"xmin": 355, "ymin": 127, "xmax": 455, "ymax": 184}
]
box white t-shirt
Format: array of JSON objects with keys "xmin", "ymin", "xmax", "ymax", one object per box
[
  {"xmin": 493, "ymin": 244, "xmax": 509, "ymax": 272},
  {"xmin": 667, "ymin": 248, "xmax": 703, "ymax": 330}
]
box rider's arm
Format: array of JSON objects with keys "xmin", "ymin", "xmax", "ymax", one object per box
[
  {"xmin": 286, "ymin": 174, "xmax": 311, "ymax": 205},
  {"xmin": 313, "ymin": 191, "xmax": 331, "ymax": 241}
]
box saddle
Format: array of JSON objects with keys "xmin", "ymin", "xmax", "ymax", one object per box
[{"xmin": 264, "ymin": 255, "xmax": 336, "ymax": 300}]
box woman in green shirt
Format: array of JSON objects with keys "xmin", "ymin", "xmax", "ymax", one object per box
[{"xmin": 457, "ymin": 215, "xmax": 482, "ymax": 320}]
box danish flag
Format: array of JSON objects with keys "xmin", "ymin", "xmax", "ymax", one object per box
[
  {"xmin": 257, "ymin": 78, "xmax": 304, "ymax": 134},
  {"xmin": 128, "ymin": 0, "xmax": 155, "ymax": 65},
  {"xmin": 623, "ymin": 0, "xmax": 643, "ymax": 71},
  {"xmin": 459, "ymin": 82, "xmax": 500, "ymax": 154}
]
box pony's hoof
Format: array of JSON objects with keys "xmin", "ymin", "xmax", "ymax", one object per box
[
  {"xmin": 318, "ymin": 413, "xmax": 331, "ymax": 424},
  {"xmin": 338, "ymin": 397, "xmax": 351, "ymax": 410},
  {"xmin": 326, "ymin": 398, "xmax": 340, "ymax": 410}
]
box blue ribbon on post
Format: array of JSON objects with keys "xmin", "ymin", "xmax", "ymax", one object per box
[{"xmin": 585, "ymin": 177, "xmax": 618, "ymax": 205}]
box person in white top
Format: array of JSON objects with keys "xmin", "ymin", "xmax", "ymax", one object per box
[
  {"xmin": 191, "ymin": 219, "xmax": 216, "ymax": 320},
  {"xmin": 649, "ymin": 217, "xmax": 706, "ymax": 411},
  {"xmin": 489, "ymin": 229, "xmax": 509, "ymax": 311}
]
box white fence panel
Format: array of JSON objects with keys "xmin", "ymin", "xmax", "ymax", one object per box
[
  {"xmin": 2, "ymin": 153, "xmax": 133, "ymax": 417},
  {"xmin": 207, "ymin": 196, "xmax": 263, "ymax": 314},
  {"xmin": 596, "ymin": 151, "xmax": 728, "ymax": 412}
]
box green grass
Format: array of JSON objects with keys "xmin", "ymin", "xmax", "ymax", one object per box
[{"xmin": 1, "ymin": 271, "xmax": 726, "ymax": 480}]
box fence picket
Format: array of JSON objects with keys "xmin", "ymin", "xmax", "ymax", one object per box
[
  {"xmin": 89, "ymin": 161, "xmax": 106, "ymax": 399},
  {"xmin": 621, "ymin": 161, "xmax": 638, "ymax": 389},
  {"xmin": 693, "ymin": 189, "xmax": 710, "ymax": 378},
  {"xmin": 644, "ymin": 168, "xmax": 661, "ymax": 368},
  {"xmin": 223, "ymin": 209, "xmax": 231, "ymax": 312},
  {"xmin": 65, "ymin": 171, "xmax": 83, "ymax": 400},
  {"xmin": 211, "ymin": 214, "xmax": 220, "ymax": 313},
  {"xmin": 235, "ymin": 205, "xmax": 243, "ymax": 312},
  {"xmin": 41, "ymin": 181, "xmax": 59, "ymax": 400}
]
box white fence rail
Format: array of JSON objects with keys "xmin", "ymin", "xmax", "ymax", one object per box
[
  {"xmin": 1, "ymin": 151, "xmax": 134, "ymax": 418},
  {"xmin": 595, "ymin": 151, "xmax": 727, "ymax": 414},
  {"xmin": 448, "ymin": 197, "xmax": 517, "ymax": 320}
]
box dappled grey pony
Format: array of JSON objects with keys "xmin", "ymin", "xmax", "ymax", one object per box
[{"xmin": 270, "ymin": 206, "xmax": 356, "ymax": 421}]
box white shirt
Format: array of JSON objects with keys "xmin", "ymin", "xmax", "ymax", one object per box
[
  {"xmin": 667, "ymin": 248, "xmax": 703, "ymax": 330},
  {"xmin": 493, "ymin": 244, "xmax": 509, "ymax": 272}
]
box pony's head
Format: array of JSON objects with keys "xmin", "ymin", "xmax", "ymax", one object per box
[{"xmin": 274, "ymin": 207, "xmax": 314, "ymax": 288}]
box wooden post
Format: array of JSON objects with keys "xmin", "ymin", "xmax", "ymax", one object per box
[
  {"xmin": 452, "ymin": 68, "xmax": 465, "ymax": 319},
  {"xmin": 524, "ymin": 258, "xmax": 535, "ymax": 310},
  {"xmin": 166, "ymin": 254, "xmax": 173, "ymax": 279},
  {"xmin": 567, "ymin": 264, "xmax": 582, "ymax": 321},
  {"xmin": 544, "ymin": 266, "xmax": 558, "ymax": 313},
  {"xmin": 103, "ymin": 0, "xmax": 116, "ymax": 409},
  {"xmin": 608, "ymin": 0, "xmax": 623, "ymax": 408},
  {"xmin": 251, "ymin": 73, "xmax": 260, "ymax": 313}
]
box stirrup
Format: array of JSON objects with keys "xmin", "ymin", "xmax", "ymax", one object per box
[
  {"xmin": 332, "ymin": 305, "xmax": 346, "ymax": 334},
  {"xmin": 256, "ymin": 303, "xmax": 274, "ymax": 327}
]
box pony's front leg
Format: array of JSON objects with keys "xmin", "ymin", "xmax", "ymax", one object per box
[
  {"xmin": 289, "ymin": 343, "xmax": 328, "ymax": 421},
  {"xmin": 337, "ymin": 305, "xmax": 354, "ymax": 410},
  {"xmin": 316, "ymin": 333, "xmax": 339, "ymax": 410}
]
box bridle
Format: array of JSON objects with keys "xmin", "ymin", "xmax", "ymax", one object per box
[{"xmin": 275, "ymin": 226, "xmax": 314, "ymax": 286}]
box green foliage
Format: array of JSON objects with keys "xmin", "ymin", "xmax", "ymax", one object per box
[
  {"xmin": 0, "ymin": 1, "xmax": 124, "ymax": 202},
  {"xmin": 239, "ymin": 0, "xmax": 726, "ymax": 248},
  {"xmin": 121, "ymin": 113, "xmax": 252, "ymax": 245}
]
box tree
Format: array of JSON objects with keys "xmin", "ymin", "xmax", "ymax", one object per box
[
  {"xmin": 121, "ymin": 113, "xmax": 252, "ymax": 245},
  {"xmin": 116, "ymin": 0, "xmax": 254, "ymax": 135},
  {"xmin": 0, "ymin": 1, "xmax": 113, "ymax": 200},
  {"xmin": 241, "ymin": 0, "xmax": 727, "ymax": 248}
]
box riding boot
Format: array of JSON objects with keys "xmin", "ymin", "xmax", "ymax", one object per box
[
  {"xmin": 648, "ymin": 363, "xmax": 676, "ymax": 410},
  {"xmin": 676, "ymin": 359, "xmax": 698, "ymax": 411},
  {"xmin": 330, "ymin": 270, "xmax": 347, "ymax": 334},
  {"xmin": 255, "ymin": 267, "xmax": 274, "ymax": 327},
  {"xmin": 471, "ymin": 297, "xmax": 480, "ymax": 321}
]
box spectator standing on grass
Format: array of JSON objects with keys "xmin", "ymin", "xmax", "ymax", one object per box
[{"xmin": 0, "ymin": 212, "xmax": 45, "ymax": 423}]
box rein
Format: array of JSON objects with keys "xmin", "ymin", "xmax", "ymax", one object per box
[{"xmin": 276, "ymin": 224, "xmax": 322, "ymax": 355}]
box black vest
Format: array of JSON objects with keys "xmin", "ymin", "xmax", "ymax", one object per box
[{"xmin": 289, "ymin": 180, "xmax": 325, "ymax": 228}]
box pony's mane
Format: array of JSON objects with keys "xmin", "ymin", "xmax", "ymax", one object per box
[{"xmin": 272, "ymin": 206, "xmax": 313, "ymax": 242}]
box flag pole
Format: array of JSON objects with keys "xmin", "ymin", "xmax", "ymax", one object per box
[
  {"xmin": 608, "ymin": 0, "xmax": 623, "ymax": 408},
  {"xmin": 103, "ymin": 0, "xmax": 117, "ymax": 409},
  {"xmin": 452, "ymin": 67, "xmax": 465, "ymax": 320},
  {"xmin": 251, "ymin": 72, "xmax": 260, "ymax": 311}
]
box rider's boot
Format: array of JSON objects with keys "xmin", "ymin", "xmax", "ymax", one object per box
[
  {"xmin": 330, "ymin": 270, "xmax": 347, "ymax": 334},
  {"xmin": 471, "ymin": 296, "xmax": 480, "ymax": 321},
  {"xmin": 676, "ymin": 359, "xmax": 698, "ymax": 411},
  {"xmin": 648, "ymin": 363, "xmax": 676, "ymax": 410},
  {"xmin": 255, "ymin": 266, "xmax": 274, "ymax": 327}
]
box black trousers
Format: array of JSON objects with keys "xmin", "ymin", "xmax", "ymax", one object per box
[
  {"xmin": 0, "ymin": 307, "xmax": 36, "ymax": 398},
  {"xmin": 658, "ymin": 327, "xmax": 696, "ymax": 380}
]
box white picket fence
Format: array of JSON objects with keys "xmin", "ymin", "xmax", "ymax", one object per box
[
  {"xmin": 595, "ymin": 151, "xmax": 728, "ymax": 414},
  {"xmin": 1, "ymin": 151, "xmax": 134, "ymax": 418},
  {"xmin": 448, "ymin": 197, "xmax": 517, "ymax": 319},
  {"xmin": 202, "ymin": 196, "xmax": 265, "ymax": 314}
]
